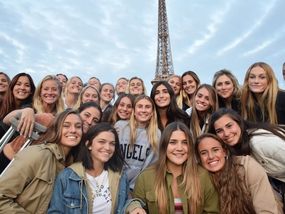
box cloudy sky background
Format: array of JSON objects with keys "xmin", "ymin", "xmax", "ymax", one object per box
[{"xmin": 1, "ymin": 0, "xmax": 285, "ymax": 91}]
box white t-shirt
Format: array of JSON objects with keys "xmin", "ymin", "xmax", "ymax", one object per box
[{"xmin": 86, "ymin": 170, "xmax": 112, "ymax": 214}]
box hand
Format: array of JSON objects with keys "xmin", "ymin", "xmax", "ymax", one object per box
[
  {"xmin": 17, "ymin": 108, "xmax": 35, "ymax": 138},
  {"xmin": 129, "ymin": 208, "xmax": 147, "ymax": 214}
]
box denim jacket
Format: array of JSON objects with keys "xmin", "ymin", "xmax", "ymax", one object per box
[{"xmin": 48, "ymin": 162, "xmax": 129, "ymax": 214}]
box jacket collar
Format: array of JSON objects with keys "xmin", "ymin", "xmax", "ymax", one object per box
[{"xmin": 44, "ymin": 143, "xmax": 66, "ymax": 162}]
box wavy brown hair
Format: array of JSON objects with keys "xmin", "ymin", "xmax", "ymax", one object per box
[{"xmin": 195, "ymin": 133, "xmax": 256, "ymax": 214}]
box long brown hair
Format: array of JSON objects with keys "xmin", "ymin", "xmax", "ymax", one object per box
[
  {"xmin": 190, "ymin": 84, "xmax": 218, "ymax": 140},
  {"xmin": 155, "ymin": 122, "xmax": 202, "ymax": 214},
  {"xmin": 195, "ymin": 133, "xmax": 256, "ymax": 214},
  {"xmin": 0, "ymin": 73, "xmax": 35, "ymax": 119}
]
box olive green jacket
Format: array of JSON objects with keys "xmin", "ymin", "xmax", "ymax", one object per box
[
  {"xmin": 0, "ymin": 143, "xmax": 66, "ymax": 214},
  {"xmin": 132, "ymin": 166, "xmax": 219, "ymax": 214}
]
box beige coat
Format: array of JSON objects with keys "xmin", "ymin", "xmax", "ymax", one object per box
[
  {"xmin": 0, "ymin": 143, "xmax": 66, "ymax": 214},
  {"xmin": 235, "ymin": 156, "xmax": 279, "ymax": 214}
]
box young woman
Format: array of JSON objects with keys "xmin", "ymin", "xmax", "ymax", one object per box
[
  {"xmin": 63, "ymin": 76, "xmax": 83, "ymax": 109},
  {"xmin": 189, "ymin": 84, "xmax": 218, "ymax": 141},
  {"xmin": 195, "ymin": 133, "xmax": 279, "ymax": 214},
  {"xmin": 128, "ymin": 76, "xmax": 146, "ymax": 96},
  {"xmin": 208, "ymin": 108, "xmax": 285, "ymax": 212},
  {"xmin": 0, "ymin": 73, "xmax": 35, "ymax": 139},
  {"xmin": 56, "ymin": 73, "xmax": 68, "ymax": 92},
  {"xmin": 88, "ymin": 76, "xmax": 101, "ymax": 91},
  {"xmin": 0, "ymin": 109, "xmax": 83, "ymax": 214},
  {"xmin": 207, "ymin": 108, "xmax": 285, "ymax": 181},
  {"xmin": 115, "ymin": 77, "xmax": 129, "ymax": 96},
  {"xmin": 241, "ymin": 61, "xmax": 285, "ymax": 124},
  {"xmin": 212, "ymin": 69, "xmax": 241, "ymax": 112},
  {"xmin": 150, "ymin": 81, "xmax": 189, "ymax": 131},
  {"xmin": 33, "ymin": 75, "xmax": 64, "ymax": 114},
  {"xmin": 167, "ymin": 74, "xmax": 183, "ymax": 109},
  {"xmin": 74, "ymin": 85, "xmax": 100, "ymax": 109},
  {"xmin": 48, "ymin": 123, "xmax": 131, "ymax": 213},
  {"xmin": 114, "ymin": 95, "xmax": 161, "ymax": 190},
  {"xmin": 0, "ymin": 72, "xmax": 10, "ymax": 104},
  {"xmin": 0, "ymin": 73, "xmax": 35, "ymax": 120},
  {"xmin": 108, "ymin": 93, "xmax": 134, "ymax": 125},
  {"xmin": 181, "ymin": 70, "xmax": 200, "ymax": 111},
  {"xmin": 78, "ymin": 101, "xmax": 102, "ymax": 134},
  {"xmin": 132, "ymin": 122, "xmax": 219, "ymax": 214},
  {"xmin": 99, "ymin": 83, "xmax": 115, "ymax": 122}
]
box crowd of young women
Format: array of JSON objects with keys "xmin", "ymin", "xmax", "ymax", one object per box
[{"xmin": 0, "ymin": 60, "xmax": 284, "ymax": 213}]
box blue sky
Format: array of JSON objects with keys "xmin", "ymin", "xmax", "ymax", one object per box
[{"xmin": 1, "ymin": 0, "xmax": 285, "ymax": 91}]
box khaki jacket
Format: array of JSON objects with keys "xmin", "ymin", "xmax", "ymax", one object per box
[
  {"xmin": 0, "ymin": 143, "xmax": 66, "ymax": 214},
  {"xmin": 133, "ymin": 166, "xmax": 219, "ymax": 214}
]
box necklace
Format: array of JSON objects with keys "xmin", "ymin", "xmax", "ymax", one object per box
[{"xmin": 86, "ymin": 170, "xmax": 108, "ymax": 197}]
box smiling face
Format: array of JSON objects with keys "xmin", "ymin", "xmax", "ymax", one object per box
[
  {"xmin": 56, "ymin": 74, "xmax": 67, "ymax": 90},
  {"xmin": 166, "ymin": 130, "xmax": 189, "ymax": 171},
  {"xmin": 88, "ymin": 78, "xmax": 101, "ymax": 91},
  {"xmin": 215, "ymin": 74, "xmax": 234, "ymax": 99},
  {"xmin": 60, "ymin": 113, "xmax": 82, "ymax": 155},
  {"xmin": 82, "ymin": 87, "xmax": 99, "ymax": 104},
  {"xmin": 117, "ymin": 96, "xmax": 133, "ymax": 120},
  {"xmin": 88, "ymin": 131, "xmax": 116, "ymax": 167},
  {"xmin": 80, "ymin": 107, "xmax": 101, "ymax": 133},
  {"xmin": 248, "ymin": 66, "xmax": 268, "ymax": 94},
  {"xmin": 198, "ymin": 136, "xmax": 227, "ymax": 173},
  {"xmin": 129, "ymin": 79, "xmax": 144, "ymax": 96},
  {"xmin": 194, "ymin": 87, "xmax": 211, "ymax": 112},
  {"xmin": 67, "ymin": 77, "xmax": 83, "ymax": 95},
  {"xmin": 168, "ymin": 76, "xmax": 181, "ymax": 95},
  {"xmin": 134, "ymin": 98, "xmax": 153, "ymax": 126},
  {"xmin": 0, "ymin": 74, "xmax": 9, "ymax": 93},
  {"xmin": 100, "ymin": 84, "xmax": 114, "ymax": 103},
  {"xmin": 12, "ymin": 76, "xmax": 32, "ymax": 101},
  {"xmin": 182, "ymin": 74, "xmax": 198, "ymax": 96},
  {"xmin": 154, "ymin": 84, "xmax": 171, "ymax": 108},
  {"xmin": 40, "ymin": 79, "xmax": 60, "ymax": 105},
  {"xmin": 214, "ymin": 115, "xmax": 241, "ymax": 146},
  {"xmin": 116, "ymin": 78, "xmax": 128, "ymax": 94}
]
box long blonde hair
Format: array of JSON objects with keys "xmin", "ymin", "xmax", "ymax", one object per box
[
  {"xmin": 167, "ymin": 74, "xmax": 183, "ymax": 108},
  {"xmin": 33, "ymin": 75, "xmax": 64, "ymax": 114},
  {"xmin": 129, "ymin": 95, "xmax": 159, "ymax": 153},
  {"xmin": 155, "ymin": 122, "xmax": 202, "ymax": 214},
  {"xmin": 241, "ymin": 62, "xmax": 279, "ymax": 124}
]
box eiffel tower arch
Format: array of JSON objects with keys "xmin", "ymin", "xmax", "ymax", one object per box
[{"xmin": 152, "ymin": 0, "xmax": 174, "ymax": 84}]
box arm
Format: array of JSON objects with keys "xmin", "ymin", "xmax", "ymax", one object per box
[
  {"xmin": 3, "ymin": 108, "xmax": 35, "ymax": 138},
  {"xmin": 0, "ymin": 147, "xmax": 39, "ymax": 213},
  {"xmin": 119, "ymin": 172, "xmax": 146, "ymax": 214},
  {"xmin": 250, "ymin": 133, "xmax": 285, "ymax": 179},
  {"xmin": 246, "ymin": 157, "xmax": 279, "ymax": 214},
  {"xmin": 131, "ymin": 172, "xmax": 148, "ymax": 213}
]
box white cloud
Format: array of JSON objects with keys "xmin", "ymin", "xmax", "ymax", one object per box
[{"xmin": 217, "ymin": 0, "xmax": 277, "ymax": 56}]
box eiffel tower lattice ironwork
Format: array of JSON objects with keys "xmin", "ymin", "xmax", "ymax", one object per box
[{"xmin": 152, "ymin": 0, "xmax": 174, "ymax": 84}]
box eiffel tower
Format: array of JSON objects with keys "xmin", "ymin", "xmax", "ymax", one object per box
[{"xmin": 152, "ymin": 0, "xmax": 174, "ymax": 84}]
